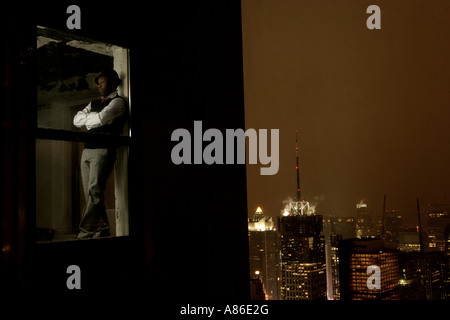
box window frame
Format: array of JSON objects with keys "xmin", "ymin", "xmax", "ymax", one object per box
[{"xmin": 35, "ymin": 26, "xmax": 132, "ymax": 243}]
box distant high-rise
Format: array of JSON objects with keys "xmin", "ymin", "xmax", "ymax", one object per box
[
  {"xmin": 398, "ymin": 230, "xmax": 421, "ymax": 252},
  {"xmin": 324, "ymin": 216, "xmax": 357, "ymax": 240},
  {"xmin": 383, "ymin": 209, "xmax": 403, "ymax": 248},
  {"xmin": 398, "ymin": 251, "xmax": 447, "ymax": 300},
  {"xmin": 323, "ymin": 216, "xmax": 357, "ymax": 299},
  {"xmin": 278, "ymin": 214, "xmax": 326, "ymax": 300},
  {"xmin": 414, "ymin": 199, "xmax": 447, "ymax": 300},
  {"xmin": 356, "ymin": 202, "xmax": 374, "ymax": 238},
  {"xmin": 248, "ymin": 207, "xmax": 280, "ymax": 300},
  {"xmin": 278, "ymin": 132, "xmax": 326, "ymax": 300},
  {"xmin": 339, "ymin": 239, "xmax": 400, "ymax": 300},
  {"xmin": 426, "ymin": 203, "xmax": 450, "ymax": 252}
]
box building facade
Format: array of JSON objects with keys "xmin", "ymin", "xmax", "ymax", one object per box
[
  {"xmin": 278, "ymin": 214, "xmax": 326, "ymax": 300},
  {"xmin": 427, "ymin": 203, "xmax": 450, "ymax": 252},
  {"xmin": 339, "ymin": 239, "xmax": 400, "ymax": 300},
  {"xmin": 384, "ymin": 210, "xmax": 403, "ymax": 249},
  {"xmin": 248, "ymin": 207, "xmax": 280, "ymax": 300},
  {"xmin": 323, "ymin": 217, "xmax": 357, "ymax": 299},
  {"xmin": 356, "ymin": 203, "xmax": 374, "ymax": 238}
]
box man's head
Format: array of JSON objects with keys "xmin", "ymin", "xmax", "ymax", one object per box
[{"xmin": 95, "ymin": 69, "xmax": 122, "ymax": 97}]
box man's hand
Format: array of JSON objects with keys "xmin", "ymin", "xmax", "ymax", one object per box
[
  {"xmin": 85, "ymin": 112, "xmax": 101, "ymax": 130},
  {"xmin": 73, "ymin": 110, "xmax": 88, "ymax": 128}
]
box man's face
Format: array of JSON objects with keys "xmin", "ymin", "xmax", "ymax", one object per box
[{"xmin": 97, "ymin": 76, "xmax": 116, "ymax": 97}]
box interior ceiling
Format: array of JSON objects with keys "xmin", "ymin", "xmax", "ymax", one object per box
[{"xmin": 37, "ymin": 25, "xmax": 113, "ymax": 56}]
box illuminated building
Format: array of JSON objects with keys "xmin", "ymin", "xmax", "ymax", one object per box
[
  {"xmin": 441, "ymin": 253, "xmax": 450, "ymax": 300},
  {"xmin": 324, "ymin": 216, "xmax": 357, "ymax": 240},
  {"xmin": 356, "ymin": 203, "xmax": 374, "ymax": 238},
  {"xmin": 325, "ymin": 234, "xmax": 341, "ymax": 300},
  {"xmin": 398, "ymin": 230, "xmax": 420, "ymax": 252},
  {"xmin": 383, "ymin": 209, "xmax": 403, "ymax": 249},
  {"xmin": 398, "ymin": 252, "xmax": 422, "ymax": 299},
  {"xmin": 443, "ymin": 225, "xmax": 450, "ymax": 300},
  {"xmin": 278, "ymin": 214, "xmax": 326, "ymax": 300},
  {"xmin": 278, "ymin": 132, "xmax": 326, "ymax": 300},
  {"xmin": 426, "ymin": 203, "xmax": 450, "ymax": 252},
  {"xmin": 446, "ymin": 225, "xmax": 450, "ymax": 254},
  {"xmin": 323, "ymin": 217, "xmax": 357, "ymax": 299},
  {"xmin": 248, "ymin": 206, "xmax": 274, "ymax": 231},
  {"xmin": 248, "ymin": 207, "xmax": 280, "ymax": 300},
  {"xmin": 399, "ymin": 199, "xmax": 449, "ymax": 300},
  {"xmin": 398, "ymin": 251, "xmax": 447, "ymax": 300},
  {"xmin": 339, "ymin": 239, "xmax": 400, "ymax": 300}
]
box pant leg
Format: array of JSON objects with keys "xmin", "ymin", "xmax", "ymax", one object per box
[
  {"xmin": 79, "ymin": 148, "xmax": 116, "ymax": 232},
  {"xmin": 97, "ymin": 149, "xmax": 116, "ymax": 227},
  {"xmin": 80, "ymin": 149, "xmax": 90, "ymax": 203}
]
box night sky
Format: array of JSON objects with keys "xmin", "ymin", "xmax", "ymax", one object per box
[{"xmin": 242, "ymin": 0, "xmax": 450, "ymax": 226}]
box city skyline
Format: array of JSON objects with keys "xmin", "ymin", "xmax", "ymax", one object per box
[
  {"xmin": 248, "ymin": 201, "xmax": 450, "ymax": 300},
  {"xmin": 242, "ymin": 0, "xmax": 450, "ymax": 226}
]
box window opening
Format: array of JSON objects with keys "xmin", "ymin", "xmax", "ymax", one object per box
[{"xmin": 36, "ymin": 26, "xmax": 130, "ymax": 242}]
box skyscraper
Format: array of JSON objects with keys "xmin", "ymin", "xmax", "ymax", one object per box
[
  {"xmin": 356, "ymin": 202, "xmax": 374, "ymax": 238},
  {"xmin": 278, "ymin": 214, "xmax": 326, "ymax": 300},
  {"xmin": 278, "ymin": 132, "xmax": 326, "ymax": 300},
  {"xmin": 324, "ymin": 216, "xmax": 357, "ymax": 240},
  {"xmin": 339, "ymin": 239, "xmax": 400, "ymax": 300},
  {"xmin": 398, "ymin": 251, "xmax": 447, "ymax": 300},
  {"xmin": 323, "ymin": 216, "xmax": 357, "ymax": 299},
  {"xmin": 383, "ymin": 209, "xmax": 403, "ymax": 249},
  {"xmin": 426, "ymin": 203, "xmax": 450, "ymax": 252},
  {"xmin": 248, "ymin": 207, "xmax": 280, "ymax": 300},
  {"xmin": 398, "ymin": 230, "xmax": 421, "ymax": 252}
]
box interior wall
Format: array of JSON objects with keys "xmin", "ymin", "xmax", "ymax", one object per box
[{"xmin": 113, "ymin": 47, "xmax": 130, "ymax": 237}]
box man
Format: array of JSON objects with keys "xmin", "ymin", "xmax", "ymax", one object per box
[{"xmin": 73, "ymin": 69, "xmax": 127, "ymax": 239}]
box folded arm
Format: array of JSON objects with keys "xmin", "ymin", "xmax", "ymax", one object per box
[
  {"xmin": 94, "ymin": 98, "xmax": 126, "ymax": 128},
  {"xmin": 73, "ymin": 98, "xmax": 126, "ymax": 130},
  {"xmin": 73, "ymin": 103, "xmax": 91, "ymax": 128}
]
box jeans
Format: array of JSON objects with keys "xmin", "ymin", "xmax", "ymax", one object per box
[{"xmin": 78, "ymin": 148, "xmax": 116, "ymax": 237}]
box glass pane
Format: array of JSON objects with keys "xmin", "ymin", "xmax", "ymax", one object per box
[
  {"xmin": 36, "ymin": 139, "xmax": 129, "ymax": 242},
  {"xmin": 37, "ymin": 26, "xmax": 130, "ymax": 136}
]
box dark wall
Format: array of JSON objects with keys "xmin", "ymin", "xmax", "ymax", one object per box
[
  {"xmin": 2, "ymin": 1, "xmax": 249, "ymax": 301},
  {"xmin": 337, "ymin": 239, "xmax": 354, "ymax": 301},
  {"xmin": 128, "ymin": 1, "xmax": 250, "ymax": 300}
]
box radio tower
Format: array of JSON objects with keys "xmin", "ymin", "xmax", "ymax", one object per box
[
  {"xmin": 288, "ymin": 131, "xmax": 310, "ymax": 216},
  {"xmin": 295, "ymin": 130, "xmax": 301, "ymax": 201},
  {"xmin": 381, "ymin": 194, "xmax": 387, "ymax": 239}
]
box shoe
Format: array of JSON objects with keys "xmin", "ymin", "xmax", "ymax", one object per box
[{"xmin": 93, "ymin": 226, "xmax": 111, "ymax": 238}]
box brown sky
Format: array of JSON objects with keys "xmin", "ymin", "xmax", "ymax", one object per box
[{"xmin": 242, "ymin": 0, "xmax": 450, "ymax": 225}]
